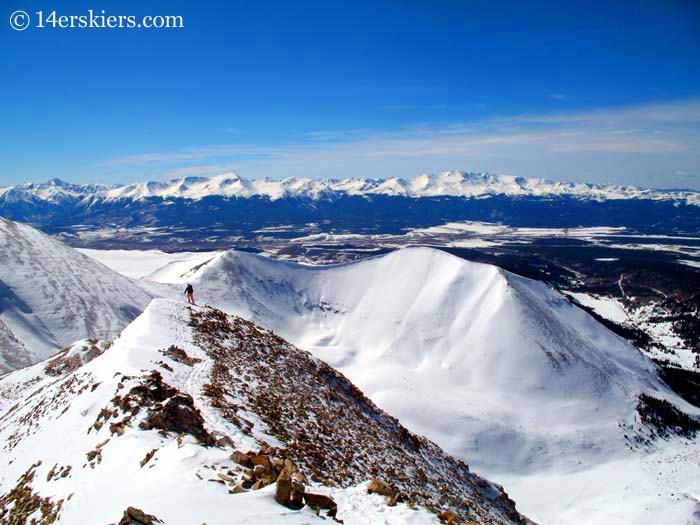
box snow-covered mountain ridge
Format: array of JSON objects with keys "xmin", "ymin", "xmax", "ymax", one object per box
[
  {"xmin": 2, "ymin": 171, "xmax": 698, "ymax": 204},
  {"xmin": 182, "ymin": 249, "xmax": 694, "ymax": 469},
  {"xmin": 0, "ymin": 299, "xmax": 529, "ymax": 525}
]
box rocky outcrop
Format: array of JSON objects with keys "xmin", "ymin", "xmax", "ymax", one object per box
[
  {"xmin": 117, "ymin": 506, "xmax": 161, "ymax": 525},
  {"xmin": 189, "ymin": 306, "xmax": 527, "ymax": 524},
  {"xmin": 219, "ymin": 449, "xmax": 339, "ymax": 519},
  {"xmin": 0, "ymin": 461, "xmax": 64, "ymax": 524},
  {"xmin": 159, "ymin": 345, "xmax": 201, "ymax": 367},
  {"xmin": 304, "ymin": 492, "xmax": 339, "ymax": 518},
  {"xmin": 44, "ymin": 340, "xmax": 110, "ymax": 377},
  {"xmin": 97, "ymin": 370, "xmax": 215, "ymax": 446}
]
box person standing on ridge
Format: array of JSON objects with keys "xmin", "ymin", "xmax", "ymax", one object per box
[{"xmin": 184, "ymin": 283, "xmax": 195, "ymax": 305}]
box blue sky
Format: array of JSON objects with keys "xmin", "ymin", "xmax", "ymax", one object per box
[{"xmin": 1, "ymin": 0, "xmax": 699, "ymax": 188}]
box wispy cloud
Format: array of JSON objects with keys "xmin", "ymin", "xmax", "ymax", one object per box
[
  {"xmin": 513, "ymin": 99, "xmax": 700, "ymax": 125},
  {"xmin": 99, "ymin": 98, "xmax": 700, "ymax": 189},
  {"xmin": 547, "ymin": 93, "xmax": 569, "ymax": 101}
]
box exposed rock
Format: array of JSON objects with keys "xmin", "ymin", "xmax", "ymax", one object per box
[
  {"xmin": 368, "ymin": 478, "xmax": 396, "ymax": 498},
  {"xmin": 230, "ymin": 484, "xmax": 247, "ymax": 494},
  {"xmin": 438, "ymin": 509, "xmax": 459, "ymax": 524},
  {"xmin": 118, "ymin": 506, "xmax": 161, "ymax": 525},
  {"xmin": 231, "ymin": 450, "xmax": 253, "ymax": 468},
  {"xmin": 44, "ymin": 340, "xmax": 110, "ymax": 377},
  {"xmin": 109, "ymin": 371, "xmax": 215, "ymax": 446},
  {"xmin": 275, "ymin": 471, "xmax": 292, "ymax": 503},
  {"xmin": 212, "ymin": 432, "xmax": 234, "ymax": 448},
  {"xmin": 251, "ymin": 479, "xmax": 268, "ymax": 491},
  {"xmin": 160, "ymin": 345, "xmax": 201, "ymax": 367},
  {"xmin": 251, "ymin": 454, "xmax": 273, "ymax": 476},
  {"xmin": 283, "ymin": 458, "xmax": 297, "ymax": 475},
  {"xmin": 304, "ymin": 492, "xmax": 337, "ymax": 515},
  {"xmin": 275, "ymin": 470, "xmax": 305, "ymax": 509},
  {"xmin": 140, "ymin": 449, "xmax": 157, "ymax": 468},
  {"xmin": 217, "ymin": 472, "xmax": 236, "ymax": 483},
  {"xmin": 0, "ymin": 461, "xmax": 64, "ymax": 525}
]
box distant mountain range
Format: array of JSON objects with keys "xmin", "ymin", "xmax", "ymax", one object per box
[
  {"xmin": 2, "ymin": 171, "xmax": 699, "ymax": 203},
  {"xmin": 1, "ymin": 172, "xmax": 699, "ymax": 247}
]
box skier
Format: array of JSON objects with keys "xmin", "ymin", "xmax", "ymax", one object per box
[{"xmin": 184, "ymin": 283, "xmax": 195, "ymax": 305}]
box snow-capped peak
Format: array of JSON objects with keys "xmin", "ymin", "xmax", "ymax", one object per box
[{"xmin": 1, "ymin": 170, "xmax": 698, "ymax": 204}]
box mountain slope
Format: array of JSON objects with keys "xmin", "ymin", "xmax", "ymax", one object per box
[
  {"xmin": 182, "ymin": 249, "xmax": 683, "ymax": 465},
  {"xmin": 155, "ymin": 248, "xmax": 700, "ymax": 523},
  {"xmin": 0, "ymin": 218, "xmax": 156, "ymax": 372},
  {"xmin": 0, "ymin": 299, "xmax": 529, "ymax": 525}
]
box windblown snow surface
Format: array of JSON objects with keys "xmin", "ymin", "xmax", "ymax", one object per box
[
  {"xmin": 0, "ymin": 218, "xmax": 156, "ymax": 373},
  {"xmin": 136, "ymin": 247, "xmax": 700, "ymax": 525},
  {"xmin": 76, "ymin": 248, "xmax": 220, "ymax": 281},
  {"xmin": 0, "ymin": 299, "xmax": 527, "ymax": 525}
]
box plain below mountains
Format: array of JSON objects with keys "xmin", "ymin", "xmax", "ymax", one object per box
[{"xmin": 1, "ymin": 173, "xmax": 699, "ymax": 250}]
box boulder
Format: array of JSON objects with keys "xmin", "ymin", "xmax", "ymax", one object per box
[
  {"xmin": 271, "ymin": 456, "xmax": 285, "ymax": 474},
  {"xmin": 231, "ymin": 450, "xmax": 253, "ymax": 468},
  {"xmin": 230, "ymin": 484, "xmax": 247, "ymax": 494},
  {"xmin": 212, "ymin": 432, "xmax": 234, "ymax": 449},
  {"xmin": 251, "ymin": 479, "xmax": 270, "ymax": 490},
  {"xmin": 437, "ymin": 510, "xmax": 459, "ymax": 524},
  {"xmin": 304, "ymin": 492, "xmax": 336, "ymax": 510},
  {"xmin": 275, "ymin": 471, "xmax": 293, "ymax": 505},
  {"xmin": 367, "ymin": 478, "xmax": 395, "ymax": 498},
  {"xmin": 251, "ymin": 454, "xmax": 273, "ymax": 475},
  {"xmin": 118, "ymin": 506, "xmax": 161, "ymax": 525},
  {"xmin": 275, "ymin": 470, "xmax": 305, "ymax": 510},
  {"xmin": 283, "ymin": 458, "xmax": 298, "ymax": 475}
]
